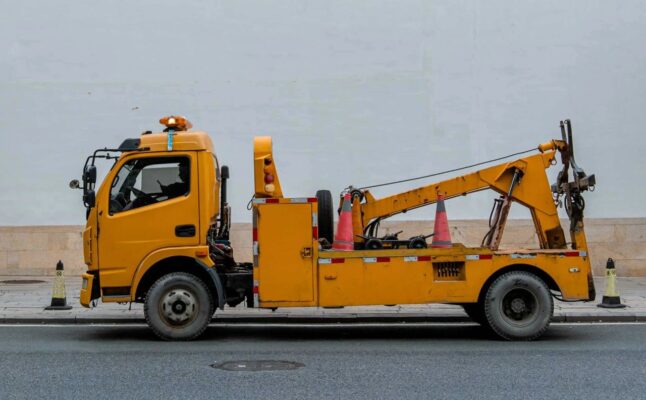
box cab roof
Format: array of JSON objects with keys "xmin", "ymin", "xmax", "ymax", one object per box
[{"xmin": 134, "ymin": 130, "xmax": 215, "ymax": 153}]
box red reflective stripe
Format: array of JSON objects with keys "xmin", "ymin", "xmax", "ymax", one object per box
[
  {"xmin": 376, "ymin": 257, "xmax": 390, "ymax": 263},
  {"xmin": 418, "ymin": 256, "xmax": 431, "ymax": 262},
  {"xmin": 266, "ymin": 198, "xmax": 279, "ymax": 204},
  {"xmin": 307, "ymin": 197, "xmax": 317, "ymax": 203},
  {"xmin": 252, "ymin": 286, "xmax": 259, "ymax": 294},
  {"xmin": 564, "ymin": 251, "xmax": 580, "ymax": 257},
  {"xmin": 479, "ymin": 254, "xmax": 493, "ymax": 260},
  {"xmin": 312, "ymin": 227, "xmax": 318, "ymax": 239},
  {"xmin": 252, "ymin": 228, "xmax": 258, "ymax": 241},
  {"xmin": 331, "ymin": 258, "xmax": 345, "ymax": 264}
]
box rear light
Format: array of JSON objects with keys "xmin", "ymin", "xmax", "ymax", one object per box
[{"xmin": 260, "ymin": 156, "xmax": 277, "ymax": 194}]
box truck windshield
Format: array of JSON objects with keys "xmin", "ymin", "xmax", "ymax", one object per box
[{"xmin": 112, "ymin": 163, "xmax": 132, "ymax": 189}]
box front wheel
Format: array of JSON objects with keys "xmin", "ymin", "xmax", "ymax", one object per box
[
  {"xmin": 144, "ymin": 272, "xmax": 213, "ymax": 341},
  {"xmin": 484, "ymin": 271, "xmax": 553, "ymax": 341}
]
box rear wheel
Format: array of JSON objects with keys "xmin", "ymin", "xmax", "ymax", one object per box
[
  {"xmin": 144, "ymin": 272, "xmax": 213, "ymax": 341},
  {"xmin": 484, "ymin": 271, "xmax": 553, "ymax": 341},
  {"xmin": 316, "ymin": 190, "xmax": 334, "ymax": 243}
]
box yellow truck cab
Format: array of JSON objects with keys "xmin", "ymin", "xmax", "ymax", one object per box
[{"xmin": 74, "ymin": 116, "xmax": 596, "ymax": 341}]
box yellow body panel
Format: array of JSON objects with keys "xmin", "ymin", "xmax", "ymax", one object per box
[
  {"xmin": 316, "ymin": 249, "xmax": 590, "ymax": 307},
  {"xmin": 96, "ymin": 151, "xmax": 200, "ymax": 291},
  {"xmin": 82, "ymin": 226, "xmax": 93, "ymax": 265},
  {"xmin": 128, "ymin": 246, "xmax": 212, "ymax": 301},
  {"xmin": 255, "ymin": 202, "xmax": 317, "ymax": 306},
  {"xmin": 253, "ymin": 202, "xmax": 592, "ymax": 309}
]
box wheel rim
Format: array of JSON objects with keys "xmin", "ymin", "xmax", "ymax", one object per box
[
  {"xmin": 159, "ymin": 287, "xmax": 199, "ymax": 326},
  {"xmin": 499, "ymin": 288, "xmax": 538, "ymax": 326}
]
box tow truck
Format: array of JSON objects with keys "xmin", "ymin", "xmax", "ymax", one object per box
[{"xmin": 73, "ymin": 116, "xmax": 596, "ymax": 340}]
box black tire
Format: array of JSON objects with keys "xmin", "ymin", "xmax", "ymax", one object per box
[
  {"xmin": 461, "ymin": 302, "xmax": 488, "ymax": 326},
  {"xmin": 316, "ymin": 190, "xmax": 334, "ymax": 244},
  {"xmin": 484, "ymin": 271, "xmax": 553, "ymax": 341},
  {"xmin": 408, "ymin": 237, "xmax": 428, "ymax": 249},
  {"xmin": 144, "ymin": 272, "xmax": 213, "ymax": 341}
]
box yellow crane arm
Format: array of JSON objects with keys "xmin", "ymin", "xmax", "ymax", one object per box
[{"xmin": 356, "ymin": 141, "xmax": 569, "ymax": 249}]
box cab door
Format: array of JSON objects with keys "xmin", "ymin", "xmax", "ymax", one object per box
[
  {"xmin": 97, "ymin": 153, "xmax": 199, "ymax": 293},
  {"xmin": 256, "ymin": 203, "xmax": 315, "ymax": 304}
]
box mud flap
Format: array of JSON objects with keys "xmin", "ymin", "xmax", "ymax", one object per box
[
  {"xmin": 195, "ymin": 260, "xmax": 226, "ymax": 310},
  {"xmin": 587, "ymin": 270, "xmax": 596, "ymax": 301}
]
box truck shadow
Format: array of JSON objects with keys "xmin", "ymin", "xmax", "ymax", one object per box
[
  {"xmin": 201, "ymin": 324, "xmax": 575, "ymax": 342},
  {"xmin": 203, "ymin": 324, "xmax": 497, "ymax": 341},
  {"xmin": 86, "ymin": 323, "xmax": 575, "ymax": 342}
]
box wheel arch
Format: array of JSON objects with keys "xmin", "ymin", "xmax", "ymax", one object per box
[
  {"xmin": 477, "ymin": 263, "xmax": 560, "ymax": 303},
  {"xmin": 133, "ymin": 256, "xmax": 225, "ymax": 310}
]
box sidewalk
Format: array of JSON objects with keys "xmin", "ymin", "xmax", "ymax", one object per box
[{"xmin": 1, "ymin": 276, "xmax": 645, "ymax": 324}]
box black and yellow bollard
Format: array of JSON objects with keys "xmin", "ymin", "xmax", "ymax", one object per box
[
  {"xmin": 597, "ymin": 258, "xmax": 626, "ymax": 309},
  {"xmin": 45, "ymin": 260, "xmax": 73, "ymax": 310}
]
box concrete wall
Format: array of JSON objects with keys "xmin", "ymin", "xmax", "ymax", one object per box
[
  {"xmin": 2, "ymin": 219, "xmax": 644, "ymax": 277},
  {"xmin": 2, "ymin": 2, "xmax": 645, "ymax": 279},
  {"xmin": 2, "ymin": 1, "xmax": 646, "ymax": 227}
]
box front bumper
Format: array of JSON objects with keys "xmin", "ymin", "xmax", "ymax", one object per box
[{"xmin": 80, "ymin": 272, "xmax": 100, "ymax": 308}]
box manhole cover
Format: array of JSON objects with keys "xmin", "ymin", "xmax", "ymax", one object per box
[
  {"xmin": 0, "ymin": 280, "xmax": 46, "ymax": 284},
  {"xmin": 211, "ymin": 360, "xmax": 304, "ymax": 372}
]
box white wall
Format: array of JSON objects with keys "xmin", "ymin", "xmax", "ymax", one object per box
[{"xmin": 1, "ymin": 0, "xmax": 645, "ymax": 225}]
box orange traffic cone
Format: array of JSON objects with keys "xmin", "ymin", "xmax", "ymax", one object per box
[
  {"xmin": 431, "ymin": 194, "xmax": 452, "ymax": 248},
  {"xmin": 333, "ymin": 193, "xmax": 354, "ymax": 251}
]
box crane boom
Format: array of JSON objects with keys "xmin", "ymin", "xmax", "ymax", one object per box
[{"xmin": 353, "ymin": 138, "xmax": 592, "ymax": 251}]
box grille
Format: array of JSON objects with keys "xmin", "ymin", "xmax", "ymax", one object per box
[{"xmin": 433, "ymin": 262, "xmax": 465, "ymax": 281}]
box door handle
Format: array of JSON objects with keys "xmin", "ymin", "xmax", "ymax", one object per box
[
  {"xmin": 300, "ymin": 247, "xmax": 312, "ymax": 258},
  {"xmin": 175, "ymin": 224, "xmax": 196, "ymax": 237}
]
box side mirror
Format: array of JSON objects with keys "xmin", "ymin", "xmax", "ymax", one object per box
[
  {"xmin": 83, "ymin": 165, "xmax": 97, "ymax": 185},
  {"xmin": 83, "ymin": 190, "xmax": 96, "ymax": 208},
  {"xmin": 221, "ymin": 165, "xmax": 230, "ymax": 180},
  {"xmin": 69, "ymin": 179, "xmax": 80, "ymax": 189}
]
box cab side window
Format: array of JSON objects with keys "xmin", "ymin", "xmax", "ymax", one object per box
[{"xmin": 109, "ymin": 157, "xmax": 190, "ymax": 214}]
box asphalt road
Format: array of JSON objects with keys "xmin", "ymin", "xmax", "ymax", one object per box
[{"xmin": 0, "ymin": 323, "xmax": 645, "ymax": 400}]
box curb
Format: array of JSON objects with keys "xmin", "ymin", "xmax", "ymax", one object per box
[{"xmin": 2, "ymin": 314, "xmax": 645, "ymax": 324}]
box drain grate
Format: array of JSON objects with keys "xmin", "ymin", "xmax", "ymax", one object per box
[
  {"xmin": 0, "ymin": 279, "xmax": 46, "ymax": 285},
  {"xmin": 211, "ymin": 360, "xmax": 304, "ymax": 372}
]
